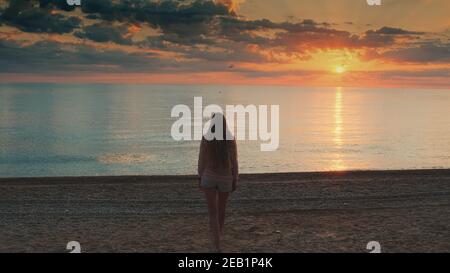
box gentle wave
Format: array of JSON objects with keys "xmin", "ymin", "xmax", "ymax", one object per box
[{"xmin": 97, "ymin": 153, "xmax": 152, "ymax": 164}]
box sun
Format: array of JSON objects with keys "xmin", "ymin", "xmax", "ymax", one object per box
[{"xmin": 334, "ymin": 66, "xmax": 346, "ymax": 74}]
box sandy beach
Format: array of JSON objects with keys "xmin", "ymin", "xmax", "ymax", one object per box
[{"xmin": 0, "ymin": 169, "xmax": 449, "ymax": 253}]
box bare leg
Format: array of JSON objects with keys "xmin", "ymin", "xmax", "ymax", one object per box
[
  {"xmin": 218, "ymin": 192, "xmax": 229, "ymax": 235},
  {"xmin": 204, "ymin": 188, "xmax": 221, "ymax": 252}
]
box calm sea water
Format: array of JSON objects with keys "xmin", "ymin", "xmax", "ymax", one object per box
[{"xmin": 1, "ymin": 84, "xmax": 449, "ymax": 177}]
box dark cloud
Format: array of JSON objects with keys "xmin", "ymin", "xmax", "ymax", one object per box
[
  {"xmin": 147, "ymin": 33, "xmax": 216, "ymax": 47},
  {"xmin": 219, "ymin": 17, "xmax": 330, "ymax": 37},
  {"xmin": 75, "ymin": 23, "xmax": 132, "ymax": 45},
  {"xmin": 78, "ymin": 0, "xmax": 230, "ymax": 33},
  {"xmin": 273, "ymin": 26, "xmax": 357, "ymax": 51},
  {"xmin": 39, "ymin": 0, "xmax": 77, "ymax": 12},
  {"xmin": 369, "ymin": 27, "xmax": 424, "ymax": 36},
  {"xmin": 80, "ymin": 0, "xmax": 116, "ymax": 19},
  {"xmin": 1, "ymin": 0, "xmax": 81, "ymax": 33},
  {"xmin": 374, "ymin": 43, "xmax": 450, "ymax": 63},
  {"xmin": 73, "ymin": 0, "xmax": 233, "ymax": 47},
  {"xmin": 356, "ymin": 27, "xmax": 426, "ymax": 48},
  {"xmin": 175, "ymin": 40, "xmax": 269, "ymax": 63},
  {"xmin": 85, "ymin": 14, "xmax": 101, "ymax": 20},
  {"xmin": 0, "ymin": 38, "xmax": 242, "ymax": 74},
  {"xmin": 0, "ymin": 39, "xmax": 160, "ymax": 73},
  {"xmin": 216, "ymin": 18, "xmax": 420, "ymax": 53}
]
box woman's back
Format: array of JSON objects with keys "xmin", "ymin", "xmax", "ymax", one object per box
[{"xmin": 198, "ymin": 138, "xmax": 238, "ymax": 178}]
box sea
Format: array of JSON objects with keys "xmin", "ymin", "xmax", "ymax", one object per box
[{"xmin": 1, "ymin": 83, "xmax": 449, "ymax": 177}]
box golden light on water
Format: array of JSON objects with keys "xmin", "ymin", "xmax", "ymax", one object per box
[
  {"xmin": 334, "ymin": 87, "xmax": 343, "ymax": 146},
  {"xmin": 332, "ymin": 87, "xmax": 346, "ymax": 171}
]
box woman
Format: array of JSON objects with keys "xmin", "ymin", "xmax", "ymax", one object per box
[{"xmin": 198, "ymin": 113, "xmax": 239, "ymax": 253}]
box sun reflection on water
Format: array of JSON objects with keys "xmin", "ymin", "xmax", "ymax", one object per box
[{"xmin": 332, "ymin": 87, "xmax": 346, "ymax": 171}]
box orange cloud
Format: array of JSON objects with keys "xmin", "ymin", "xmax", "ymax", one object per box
[{"xmin": 215, "ymin": 0, "xmax": 245, "ymax": 12}]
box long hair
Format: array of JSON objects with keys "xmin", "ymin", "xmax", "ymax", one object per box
[{"xmin": 205, "ymin": 113, "xmax": 232, "ymax": 169}]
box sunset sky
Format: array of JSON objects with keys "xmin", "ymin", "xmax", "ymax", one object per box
[{"xmin": 0, "ymin": 0, "xmax": 449, "ymax": 88}]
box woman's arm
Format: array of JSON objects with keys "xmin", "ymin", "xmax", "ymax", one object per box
[
  {"xmin": 230, "ymin": 140, "xmax": 239, "ymax": 190},
  {"xmin": 198, "ymin": 138, "xmax": 207, "ymax": 178}
]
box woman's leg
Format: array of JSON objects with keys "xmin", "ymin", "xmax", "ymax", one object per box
[
  {"xmin": 204, "ymin": 188, "xmax": 221, "ymax": 252},
  {"xmin": 218, "ymin": 192, "xmax": 229, "ymax": 235}
]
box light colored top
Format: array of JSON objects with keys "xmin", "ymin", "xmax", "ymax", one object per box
[{"xmin": 198, "ymin": 138, "xmax": 239, "ymax": 183}]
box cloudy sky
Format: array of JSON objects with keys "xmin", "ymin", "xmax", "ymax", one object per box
[{"xmin": 0, "ymin": 0, "xmax": 449, "ymax": 88}]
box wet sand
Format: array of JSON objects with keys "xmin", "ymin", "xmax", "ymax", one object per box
[{"xmin": 0, "ymin": 169, "xmax": 449, "ymax": 253}]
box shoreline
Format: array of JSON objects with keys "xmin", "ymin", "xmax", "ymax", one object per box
[
  {"xmin": 1, "ymin": 168, "xmax": 450, "ymax": 183},
  {"xmin": 1, "ymin": 168, "xmax": 449, "ymax": 252}
]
